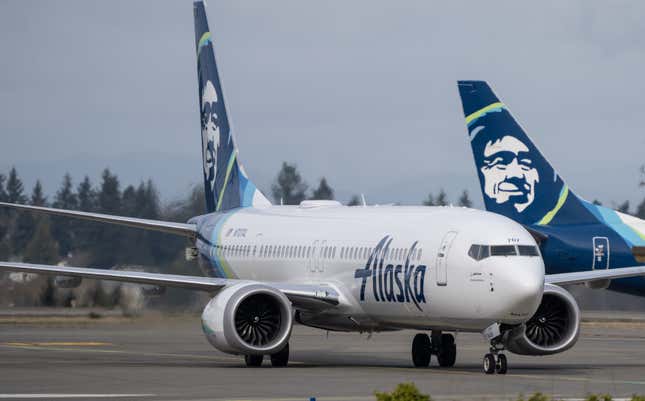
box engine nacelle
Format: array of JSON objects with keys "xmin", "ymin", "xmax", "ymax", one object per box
[
  {"xmin": 502, "ymin": 284, "xmax": 580, "ymax": 356},
  {"xmin": 201, "ymin": 282, "xmax": 293, "ymax": 355}
]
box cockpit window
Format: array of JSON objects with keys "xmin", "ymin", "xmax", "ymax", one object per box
[
  {"xmin": 468, "ymin": 244, "xmax": 539, "ymax": 260},
  {"xmin": 468, "ymin": 244, "xmax": 490, "ymax": 261},
  {"xmin": 490, "ymin": 245, "xmax": 517, "ymax": 256},
  {"xmin": 518, "ymin": 245, "xmax": 540, "ymax": 256}
]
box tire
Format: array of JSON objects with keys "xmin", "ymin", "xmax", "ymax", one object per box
[
  {"xmin": 483, "ymin": 353, "xmax": 495, "ymax": 374},
  {"xmin": 437, "ymin": 334, "xmax": 456, "ymax": 367},
  {"xmin": 411, "ymin": 333, "xmax": 431, "ymax": 367},
  {"xmin": 244, "ymin": 354, "xmax": 263, "ymax": 367},
  {"xmin": 495, "ymin": 353, "xmax": 507, "ymax": 374},
  {"xmin": 270, "ymin": 343, "xmax": 289, "ymax": 367}
]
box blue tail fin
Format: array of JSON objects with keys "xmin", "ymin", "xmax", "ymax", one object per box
[
  {"xmin": 457, "ymin": 81, "xmax": 596, "ymax": 226},
  {"xmin": 194, "ymin": 1, "xmax": 271, "ymax": 213}
]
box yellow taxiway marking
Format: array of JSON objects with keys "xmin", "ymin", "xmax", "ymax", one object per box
[{"xmin": 2, "ymin": 342, "xmax": 112, "ymax": 347}]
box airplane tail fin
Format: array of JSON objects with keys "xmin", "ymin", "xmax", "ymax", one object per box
[
  {"xmin": 456, "ymin": 81, "xmax": 596, "ymax": 226},
  {"xmin": 194, "ymin": 1, "xmax": 271, "ymax": 213}
]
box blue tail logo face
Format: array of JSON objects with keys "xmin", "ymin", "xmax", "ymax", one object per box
[
  {"xmin": 458, "ymin": 81, "xmax": 571, "ymax": 226},
  {"xmin": 480, "ymin": 135, "xmax": 540, "ymax": 213},
  {"xmin": 201, "ymin": 80, "xmax": 220, "ymax": 195}
]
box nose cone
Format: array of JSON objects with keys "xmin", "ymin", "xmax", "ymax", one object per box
[{"xmin": 495, "ymin": 257, "xmax": 544, "ymax": 324}]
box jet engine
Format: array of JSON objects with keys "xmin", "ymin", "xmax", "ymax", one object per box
[
  {"xmin": 502, "ymin": 284, "xmax": 580, "ymax": 356},
  {"xmin": 201, "ymin": 282, "xmax": 293, "ymax": 355}
]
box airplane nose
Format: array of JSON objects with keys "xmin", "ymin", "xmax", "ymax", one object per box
[{"xmin": 499, "ymin": 258, "xmax": 544, "ymax": 323}]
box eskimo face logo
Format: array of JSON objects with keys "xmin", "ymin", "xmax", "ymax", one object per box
[
  {"xmin": 201, "ymin": 80, "xmax": 220, "ymax": 193},
  {"xmin": 481, "ymin": 135, "xmax": 539, "ymax": 213},
  {"xmin": 354, "ymin": 236, "xmax": 427, "ymax": 311}
]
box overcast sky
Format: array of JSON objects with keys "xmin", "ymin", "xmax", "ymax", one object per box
[{"xmin": 1, "ymin": 0, "xmax": 645, "ymax": 209}]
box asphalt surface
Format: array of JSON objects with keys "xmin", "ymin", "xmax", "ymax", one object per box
[{"xmin": 1, "ymin": 313, "xmax": 645, "ymax": 401}]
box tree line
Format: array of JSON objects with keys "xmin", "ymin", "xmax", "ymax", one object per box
[{"xmin": 271, "ymin": 162, "xmax": 474, "ymax": 207}]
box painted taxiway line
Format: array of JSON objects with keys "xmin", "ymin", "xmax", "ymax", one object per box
[
  {"xmin": 0, "ymin": 395, "xmax": 154, "ymax": 399},
  {"xmin": 1, "ymin": 342, "xmax": 113, "ymax": 347}
]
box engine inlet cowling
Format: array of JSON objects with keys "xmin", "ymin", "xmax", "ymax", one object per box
[
  {"xmin": 201, "ymin": 282, "xmax": 293, "ymax": 355},
  {"xmin": 502, "ymin": 284, "xmax": 580, "ymax": 356},
  {"xmin": 234, "ymin": 293, "xmax": 283, "ymax": 347}
]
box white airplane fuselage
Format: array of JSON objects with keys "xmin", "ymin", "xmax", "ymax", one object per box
[{"xmin": 192, "ymin": 203, "xmax": 545, "ymax": 333}]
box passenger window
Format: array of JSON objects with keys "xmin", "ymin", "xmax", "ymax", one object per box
[
  {"xmin": 518, "ymin": 245, "xmax": 539, "ymax": 256},
  {"xmin": 491, "ymin": 245, "xmax": 517, "ymax": 256}
]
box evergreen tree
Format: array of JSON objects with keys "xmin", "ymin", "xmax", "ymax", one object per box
[
  {"xmin": 12, "ymin": 178, "xmax": 43, "ymax": 253},
  {"xmin": 53, "ymin": 174, "xmax": 78, "ymax": 210},
  {"xmin": 98, "ymin": 169, "xmax": 121, "ymax": 214},
  {"xmin": 347, "ymin": 195, "xmax": 361, "ymax": 206},
  {"xmin": 23, "ymin": 217, "xmax": 59, "ymax": 307},
  {"xmin": 93, "ymin": 169, "xmax": 122, "ymax": 267},
  {"xmin": 6, "ymin": 167, "xmax": 26, "ymax": 204},
  {"xmin": 122, "ymin": 185, "xmax": 137, "ymax": 217},
  {"xmin": 77, "ymin": 176, "xmax": 96, "ymax": 212},
  {"xmin": 436, "ymin": 189, "xmax": 448, "ymax": 206},
  {"xmin": 458, "ymin": 190, "xmax": 472, "ymax": 208},
  {"xmin": 138, "ymin": 180, "xmax": 160, "ymax": 219},
  {"xmin": 74, "ymin": 176, "xmax": 97, "ymax": 250},
  {"xmin": 23, "ymin": 217, "xmax": 59, "ymax": 264},
  {"xmin": 30, "ymin": 180, "xmax": 47, "ymax": 206},
  {"xmin": 592, "ymin": 199, "xmax": 603, "ymax": 206},
  {"xmin": 52, "ymin": 174, "xmax": 78, "ymax": 257},
  {"xmin": 271, "ymin": 162, "xmax": 307, "ymax": 205},
  {"xmin": 422, "ymin": 193, "xmax": 435, "ymax": 206},
  {"xmin": 0, "ymin": 173, "xmax": 7, "ymax": 202},
  {"xmin": 311, "ymin": 177, "xmax": 334, "ymax": 200}
]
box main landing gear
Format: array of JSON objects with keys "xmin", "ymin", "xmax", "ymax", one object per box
[
  {"xmin": 411, "ymin": 331, "xmax": 456, "ymax": 368},
  {"xmin": 483, "ymin": 342, "xmax": 507, "ymax": 374},
  {"xmin": 244, "ymin": 343, "xmax": 290, "ymax": 367}
]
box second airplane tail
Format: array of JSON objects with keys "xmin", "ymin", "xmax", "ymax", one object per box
[
  {"xmin": 194, "ymin": 1, "xmax": 271, "ymax": 213},
  {"xmin": 457, "ymin": 81, "xmax": 597, "ymax": 226}
]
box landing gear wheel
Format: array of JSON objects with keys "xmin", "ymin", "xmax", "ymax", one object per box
[
  {"xmin": 495, "ymin": 353, "xmax": 507, "ymax": 374},
  {"xmin": 411, "ymin": 333, "xmax": 431, "ymax": 367},
  {"xmin": 244, "ymin": 354, "xmax": 263, "ymax": 367},
  {"xmin": 483, "ymin": 353, "xmax": 495, "ymax": 374},
  {"xmin": 437, "ymin": 334, "xmax": 456, "ymax": 367},
  {"xmin": 270, "ymin": 343, "xmax": 289, "ymax": 367}
]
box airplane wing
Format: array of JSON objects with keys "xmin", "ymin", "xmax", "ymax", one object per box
[
  {"xmin": 0, "ymin": 202, "xmax": 196, "ymax": 238},
  {"xmin": 0, "ymin": 261, "xmax": 339, "ymax": 309},
  {"xmin": 546, "ymin": 266, "xmax": 645, "ymax": 286}
]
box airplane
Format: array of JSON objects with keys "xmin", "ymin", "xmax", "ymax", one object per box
[
  {"xmin": 457, "ymin": 80, "xmax": 645, "ymax": 297},
  {"xmin": 2, "ymin": 2, "xmax": 645, "ymax": 376}
]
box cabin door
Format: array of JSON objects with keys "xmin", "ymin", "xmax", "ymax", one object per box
[{"xmin": 436, "ymin": 231, "xmax": 458, "ymax": 286}]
